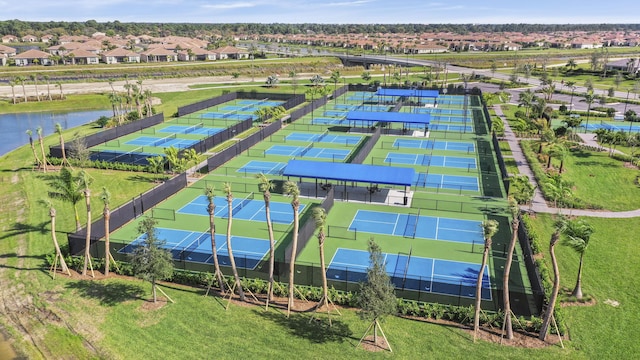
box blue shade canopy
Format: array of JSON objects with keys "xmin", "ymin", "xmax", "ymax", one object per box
[
  {"xmin": 375, "ymin": 88, "xmax": 439, "ymax": 98},
  {"xmin": 282, "ymin": 160, "xmax": 415, "ymax": 186}
]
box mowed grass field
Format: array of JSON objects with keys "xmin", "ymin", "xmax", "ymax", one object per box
[{"xmin": 1, "ymin": 88, "xmax": 635, "ymax": 359}]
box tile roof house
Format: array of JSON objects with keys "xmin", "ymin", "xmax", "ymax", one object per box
[
  {"xmin": 0, "ymin": 44, "xmax": 17, "ymax": 57},
  {"xmin": 66, "ymin": 49, "xmax": 100, "ymax": 65},
  {"xmin": 1, "ymin": 35, "xmax": 18, "ymax": 43},
  {"xmin": 21, "ymin": 35, "xmax": 39, "ymax": 42},
  {"xmin": 177, "ymin": 47, "xmax": 216, "ymax": 61},
  {"xmin": 212, "ymin": 45, "xmax": 249, "ymax": 59},
  {"xmin": 13, "ymin": 49, "xmax": 52, "ymax": 66},
  {"xmin": 140, "ymin": 47, "xmax": 177, "ymax": 62},
  {"xmin": 101, "ymin": 48, "xmax": 141, "ymax": 64},
  {"xmin": 605, "ymin": 58, "xmax": 640, "ymax": 74}
]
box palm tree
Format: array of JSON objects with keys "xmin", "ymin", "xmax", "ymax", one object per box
[
  {"xmin": 30, "ymin": 74, "xmax": 41, "ymax": 101},
  {"xmin": 16, "ymin": 76, "xmax": 27, "ymax": 103},
  {"xmin": 256, "ymin": 173, "xmax": 276, "ymax": 306},
  {"xmin": 55, "ymin": 82, "xmax": 64, "ymax": 100},
  {"xmin": 49, "ymin": 167, "xmax": 83, "ymax": 232},
  {"xmin": 223, "ymin": 183, "xmax": 245, "ymax": 301},
  {"xmin": 36, "ymin": 126, "xmax": 48, "ymax": 173},
  {"xmin": 584, "ymin": 92, "xmax": 596, "ymax": 133},
  {"xmin": 283, "ymin": 180, "xmax": 301, "ymax": 317},
  {"xmin": 204, "ymin": 185, "xmax": 226, "ymax": 294},
  {"xmin": 80, "ymin": 170, "xmax": 94, "ymax": 277},
  {"xmin": 502, "ymin": 197, "xmax": 519, "ymax": 340},
  {"xmin": 518, "ymin": 89, "xmax": 534, "ymax": 118},
  {"xmin": 561, "ymin": 219, "xmax": 594, "ymax": 300},
  {"xmin": 566, "ymin": 59, "xmax": 577, "ymax": 71},
  {"xmin": 312, "ymin": 207, "xmax": 331, "ymax": 316},
  {"xmin": 42, "ymin": 199, "xmax": 70, "ymax": 277},
  {"xmin": 55, "ymin": 123, "xmax": 70, "ymax": 167},
  {"xmin": 108, "ymin": 78, "xmax": 116, "ymax": 93},
  {"xmin": 539, "ymin": 219, "xmax": 566, "ymax": 341},
  {"xmin": 9, "ymin": 80, "xmax": 17, "ymax": 104},
  {"xmin": 289, "ymin": 71, "xmax": 299, "ymax": 95},
  {"xmin": 100, "ymin": 187, "xmax": 115, "ymax": 276},
  {"xmin": 25, "ymin": 129, "xmax": 41, "ymax": 169},
  {"xmin": 43, "ymin": 75, "xmax": 52, "ymax": 101},
  {"xmin": 474, "ymin": 219, "xmax": 498, "ymax": 342},
  {"xmin": 329, "ymin": 70, "xmax": 341, "ymax": 103}
]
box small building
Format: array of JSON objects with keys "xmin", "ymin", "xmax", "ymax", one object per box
[
  {"xmin": 177, "ymin": 47, "xmax": 216, "ymax": 61},
  {"xmin": 212, "ymin": 45, "xmax": 249, "ymax": 59},
  {"xmin": 21, "ymin": 35, "xmax": 39, "ymax": 43},
  {"xmin": 13, "ymin": 49, "xmax": 53, "ymax": 66},
  {"xmin": 140, "ymin": 47, "xmax": 177, "ymax": 62}
]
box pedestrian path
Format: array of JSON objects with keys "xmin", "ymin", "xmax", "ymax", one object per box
[{"xmin": 493, "ymin": 105, "xmax": 640, "ymax": 218}]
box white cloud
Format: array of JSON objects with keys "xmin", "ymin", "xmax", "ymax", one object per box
[{"xmin": 324, "ymin": 0, "xmax": 374, "ymax": 7}]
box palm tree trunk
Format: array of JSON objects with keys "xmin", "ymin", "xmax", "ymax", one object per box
[
  {"xmin": 50, "ymin": 208, "xmax": 70, "ymax": 275},
  {"xmin": 152, "ymin": 278, "xmax": 157, "ymax": 303},
  {"xmin": 74, "ymin": 205, "xmax": 82, "ymax": 232},
  {"xmin": 264, "ymin": 196, "xmax": 276, "ymax": 302},
  {"xmin": 474, "ymin": 238, "xmax": 491, "ymax": 341},
  {"xmin": 104, "ymin": 207, "xmax": 111, "ymax": 276},
  {"xmin": 28, "ymin": 139, "xmax": 41, "ymax": 168},
  {"xmin": 82, "ymin": 190, "xmax": 93, "ymax": 277},
  {"xmin": 208, "ymin": 204, "xmax": 225, "ymax": 293},
  {"xmin": 539, "ymin": 231, "xmax": 561, "ymax": 340},
  {"xmin": 21, "ymin": 84, "xmax": 27, "ymax": 103},
  {"xmin": 227, "ymin": 197, "xmax": 245, "ymax": 301},
  {"xmin": 38, "ymin": 135, "xmax": 48, "ymax": 173},
  {"xmin": 59, "ymin": 134, "xmax": 68, "ymax": 166},
  {"xmin": 502, "ymin": 219, "xmax": 519, "ymax": 340},
  {"xmin": 287, "ymin": 203, "xmax": 300, "ymax": 317},
  {"xmin": 571, "ymin": 254, "xmax": 584, "ymax": 299},
  {"xmin": 319, "ymin": 233, "xmax": 329, "ymax": 309}
]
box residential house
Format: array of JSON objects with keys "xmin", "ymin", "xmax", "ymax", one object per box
[
  {"xmin": 1, "ymin": 35, "xmax": 18, "ymax": 43},
  {"xmin": 0, "ymin": 44, "xmax": 17, "ymax": 57},
  {"xmin": 605, "ymin": 58, "xmax": 640, "ymax": 74},
  {"xmin": 140, "ymin": 47, "xmax": 177, "ymax": 62},
  {"xmin": 13, "ymin": 49, "xmax": 52, "ymax": 66},
  {"xmin": 213, "ymin": 45, "xmax": 249, "ymax": 59},
  {"xmin": 502, "ymin": 43, "xmax": 523, "ymax": 51},
  {"xmin": 66, "ymin": 49, "xmax": 100, "ymax": 65},
  {"xmin": 40, "ymin": 34, "xmax": 54, "ymax": 44},
  {"xmin": 409, "ymin": 43, "xmax": 448, "ymax": 54},
  {"xmin": 177, "ymin": 47, "xmax": 216, "ymax": 61},
  {"xmin": 21, "ymin": 35, "xmax": 39, "ymax": 43},
  {"xmin": 101, "ymin": 48, "xmax": 141, "ymax": 64}
]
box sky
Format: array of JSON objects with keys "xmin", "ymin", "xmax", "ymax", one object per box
[{"xmin": 1, "ymin": 0, "xmax": 639, "ymax": 24}]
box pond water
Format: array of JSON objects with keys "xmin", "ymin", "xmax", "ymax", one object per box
[{"xmin": 0, "ymin": 109, "xmax": 111, "ymax": 156}]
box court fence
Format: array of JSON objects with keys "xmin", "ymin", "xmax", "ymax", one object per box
[
  {"xmin": 492, "ymin": 132, "xmax": 510, "ymax": 193},
  {"xmin": 288, "ymin": 95, "xmax": 329, "ymax": 123},
  {"xmin": 517, "ymin": 214, "xmax": 545, "ymax": 315},
  {"xmin": 350, "ymin": 126, "xmax": 381, "ymax": 164},
  {"xmin": 67, "ymin": 172, "xmax": 188, "ymax": 255},
  {"xmin": 183, "ymin": 117, "xmax": 253, "ymax": 155},
  {"xmin": 177, "ymin": 92, "xmax": 305, "ymax": 118},
  {"xmin": 206, "ymin": 119, "xmax": 283, "ymax": 171},
  {"xmin": 49, "ymin": 113, "xmax": 164, "ymax": 158}
]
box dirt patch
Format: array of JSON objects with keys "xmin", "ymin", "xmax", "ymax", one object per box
[
  {"xmin": 359, "ymin": 335, "xmax": 390, "ymax": 352},
  {"xmin": 561, "ymin": 298, "xmax": 597, "ymax": 307},
  {"xmin": 623, "ymin": 162, "xmax": 639, "ymax": 170},
  {"xmin": 140, "ymin": 298, "xmax": 168, "ymax": 311}
]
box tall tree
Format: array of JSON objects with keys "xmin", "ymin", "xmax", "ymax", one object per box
[
  {"xmin": 539, "ymin": 219, "xmax": 566, "ymax": 341},
  {"xmin": 55, "ymin": 82, "xmax": 64, "ymax": 100},
  {"xmin": 130, "ymin": 217, "xmax": 174, "ymax": 303},
  {"xmin": 204, "ymin": 185, "xmax": 225, "ymax": 294},
  {"xmin": 584, "ymin": 92, "xmax": 596, "ymax": 132},
  {"xmin": 100, "ymin": 187, "xmax": 114, "ymax": 276},
  {"xmin": 312, "ymin": 207, "xmax": 331, "ymax": 319},
  {"xmin": 283, "ymin": 180, "xmax": 301, "ymax": 317},
  {"xmin": 30, "ymin": 74, "xmax": 41, "ymax": 102},
  {"xmin": 289, "ymin": 70, "xmax": 299, "ymax": 95},
  {"xmin": 356, "ymin": 238, "xmax": 396, "ymax": 352},
  {"xmin": 474, "ymin": 219, "xmax": 498, "ymax": 342},
  {"xmin": 502, "ymin": 197, "xmax": 519, "ymax": 340},
  {"xmin": 36, "ymin": 126, "xmax": 48, "ymax": 173},
  {"xmin": 42, "ymin": 199, "xmax": 70, "ymax": 277},
  {"xmin": 518, "ymin": 89, "xmax": 534, "ymax": 118},
  {"xmin": 256, "ymin": 173, "xmax": 276, "ymax": 305},
  {"xmin": 25, "ymin": 129, "xmax": 41, "ymax": 169},
  {"xmin": 561, "ymin": 219, "xmax": 595, "ymax": 300},
  {"xmin": 16, "ymin": 76, "xmax": 27, "ymax": 103},
  {"xmin": 43, "ymin": 75, "xmax": 52, "ymax": 101},
  {"xmin": 79, "ymin": 170, "xmax": 94, "ymax": 277},
  {"xmin": 9, "ymin": 80, "xmax": 17, "ymax": 104},
  {"xmin": 48, "ymin": 167, "xmax": 83, "ymax": 232},
  {"xmin": 223, "ymin": 183, "xmax": 245, "ymax": 301},
  {"xmin": 329, "ymin": 70, "xmax": 341, "ymax": 103},
  {"xmin": 55, "ymin": 123, "xmax": 70, "ymax": 167}
]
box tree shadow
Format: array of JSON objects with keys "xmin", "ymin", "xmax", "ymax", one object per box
[
  {"xmin": 126, "ymin": 175, "xmax": 156, "ymax": 183},
  {"xmin": 574, "ymin": 161, "xmax": 617, "ymax": 168},
  {"xmin": 0, "ymin": 220, "xmax": 49, "ymax": 240},
  {"xmin": 65, "ymin": 280, "xmax": 145, "ymax": 306},
  {"xmin": 254, "ymin": 308, "xmax": 354, "ymax": 344},
  {"xmin": 0, "ymin": 252, "xmax": 48, "ymax": 271}
]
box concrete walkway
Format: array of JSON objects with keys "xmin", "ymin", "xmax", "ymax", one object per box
[{"xmin": 493, "ymin": 105, "xmax": 640, "ymax": 218}]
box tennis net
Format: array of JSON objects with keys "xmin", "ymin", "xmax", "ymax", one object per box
[
  {"xmin": 151, "ymin": 134, "xmax": 177, "ymax": 147},
  {"xmin": 223, "ymin": 109, "xmax": 238, "ymax": 118},
  {"xmin": 184, "ymin": 123, "xmax": 203, "ymax": 134},
  {"xmin": 231, "ymin": 192, "xmax": 254, "ymax": 217},
  {"xmin": 316, "ymin": 129, "xmax": 330, "ymax": 142},
  {"xmin": 298, "ymin": 143, "xmax": 314, "ymax": 157}
]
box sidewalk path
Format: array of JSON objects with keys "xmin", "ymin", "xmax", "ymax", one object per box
[{"xmin": 493, "ymin": 105, "xmax": 640, "ymax": 218}]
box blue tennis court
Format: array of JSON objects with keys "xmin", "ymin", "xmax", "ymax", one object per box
[
  {"xmin": 237, "ymin": 160, "xmax": 286, "ymax": 175},
  {"xmin": 429, "ymin": 116, "xmax": 470, "ymax": 123},
  {"xmin": 415, "ymin": 108, "xmax": 465, "ymax": 116},
  {"xmin": 236, "ymin": 99, "xmax": 283, "ymax": 107},
  {"xmin": 430, "ymin": 124, "xmax": 474, "ymax": 132},
  {"xmin": 392, "ymin": 138, "xmax": 475, "ymax": 153},
  {"xmin": 158, "ymin": 125, "xmax": 224, "ymax": 136},
  {"xmin": 125, "ymin": 136, "xmax": 199, "ymax": 149},
  {"xmin": 349, "ymin": 210, "xmax": 483, "ymax": 244},
  {"xmin": 580, "ymin": 123, "xmax": 640, "ymax": 132},
  {"xmin": 311, "ymin": 117, "xmax": 349, "ymax": 126},
  {"xmin": 265, "ymin": 145, "xmax": 350, "ymax": 161},
  {"xmin": 324, "ymin": 110, "xmax": 347, "ymax": 118},
  {"xmin": 285, "ymin": 132, "xmax": 362, "ymax": 146},
  {"xmin": 177, "ymin": 194, "xmax": 302, "ymax": 225},
  {"xmin": 384, "ymin": 153, "xmax": 477, "ymax": 169},
  {"xmin": 327, "ymin": 248, "xmax": 491, "ymax": 299},
  {"xmin": 201, "ymin": 112, "xmax": 254, "ymax": 120},
  {"xmin": 117, "ymin": 227, "xmax": 271, "ymax": 270},
  {"xmin": 413, "ymin": 173, "xmax": 479, "ymax": 192}
]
